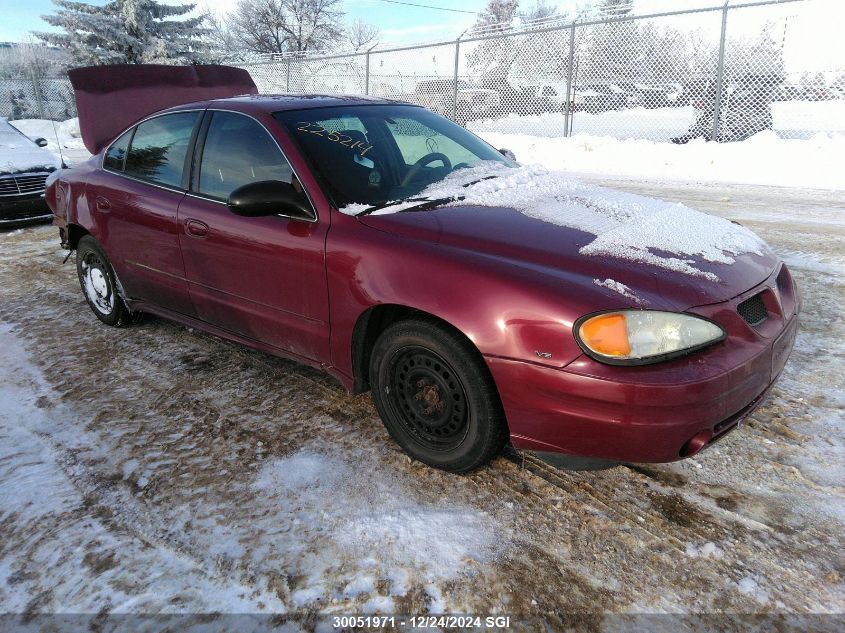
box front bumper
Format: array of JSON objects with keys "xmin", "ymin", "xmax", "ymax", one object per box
[
  {"xmin": 487, "ymin": 267, "xmax": 800, "ymax": 463},
  {"xmin": 0, "ymin": 194, "xmax": 51, "ymax": 228}
]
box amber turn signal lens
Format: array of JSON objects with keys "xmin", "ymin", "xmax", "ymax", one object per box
[
  {"xmin": 579, "ymin": 313, "xmax": 631, "ymax": 357},
  {"xmin": 576, "ymin": 310, "xmax": 726, "ymax": 364}
]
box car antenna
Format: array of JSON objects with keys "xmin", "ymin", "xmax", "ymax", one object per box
[{"xmin": 48, "ymin": 117, "xmax": 66, "ymax": 167}]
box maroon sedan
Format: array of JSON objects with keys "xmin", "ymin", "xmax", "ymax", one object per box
[{"xmin": 46, "ymin": 65, "xmax": 799, "ymax": 472}]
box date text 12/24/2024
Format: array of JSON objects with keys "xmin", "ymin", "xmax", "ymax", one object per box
[{"xmin": 332, "ymin": 615, "xmax": 512, "ymax": 629}]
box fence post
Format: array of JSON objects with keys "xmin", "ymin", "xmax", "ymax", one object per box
[
  {"xmin": 711, "ymin": 1, "xmax": 730, "ymax": 142},
  {"xmin": 564, "ymin": 22, "xmax": 577, "ymax": 138},
  {"xmin": 365, "ymin": 44, "xmax": 377, "ymax": 95},
  {"xmin": 365, "ymin": 51, "xmax": 370, "ymax": 95},
  {"xmin": 29, "ymin": 65, "xmax": 46, "ymax": 119},
  {"xmin": 452, "ymin": 35, "xmax": 462, "ymax": 121},
  {"xmin": 285, "ymin": 60, "xmax": 291, "ymax": 92}
]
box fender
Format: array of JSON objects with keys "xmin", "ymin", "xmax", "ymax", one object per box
[{"xmin": 326, "ymin": 212, "xmax": 624, "ymax": 385}]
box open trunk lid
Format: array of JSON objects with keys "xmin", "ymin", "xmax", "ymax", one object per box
[{"xmin": 68, "ymin": 64, "xmax": 257, "ymax": 155}]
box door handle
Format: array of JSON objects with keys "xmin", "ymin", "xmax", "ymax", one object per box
[
  {"xmin": 184, "ymin": 219, "xmax": 209, "ymax": 239},
  {"xmin": 95, "ymin": 196, "xmax": 111, "ymax": 211}
]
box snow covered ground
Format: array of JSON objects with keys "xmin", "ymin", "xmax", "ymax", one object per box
[
  {"xmin": 467, "ymin": 101, "xmax": 845, "ymax": 190},
  {"xmin": 0, "ymin": 181, "xmax": 843, "ymax": 626},
  {"xmin": 472, "ymin": 130, "xmax": 845, "ymax": 191}
]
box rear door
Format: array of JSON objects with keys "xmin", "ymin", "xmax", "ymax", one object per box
[
  {"xmin": 90, "ymin": 110, "xmax": 201, "ymax": 316},
  {"xmin": 176, "ymin": 110, "xmax": 330, "ymax": 362}
]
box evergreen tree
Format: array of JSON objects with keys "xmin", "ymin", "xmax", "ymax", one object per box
[{"xmin": 35, "ymin": 0, "xmax": 209, "ymax": 65}]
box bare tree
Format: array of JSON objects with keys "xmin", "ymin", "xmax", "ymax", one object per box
[
  {"xmin": 229, "ymin": 0, "xmax": 344, "ymax": 55},
  {"xmin": 205, "ymin": 9, "xmax": 244, "ymax": 60},
  {"xmin": 519, "ymin": 0, "xmax": 558, "ymax": 24},
  {"xmin": 472, "ymin": 0, "xmax": 519, "ymax": 34},
  {"xmin": 595, "ymin": 0, "xmax": 633, "ymax": 17},
  {"xmin": 345, "ymin": 19, "xmax": 380, "ymax": 52},
  {"xmin": 467, "ymin": 0, "xmax": 519, "ymax": 85}
]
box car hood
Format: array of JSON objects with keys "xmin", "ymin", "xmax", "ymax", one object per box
[
  {"xmin": 357, "ymin": 165, "xmax": 778, "ymax": 310},
  {"xmin": 69, "ymin": 64, "xmax": 257, "ymax": 154},
  {"xmin": 0, "ymin": 128, "xmax": 61, "ymax": 175}
]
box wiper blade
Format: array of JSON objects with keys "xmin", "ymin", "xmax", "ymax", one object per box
[
  {"xmin": 354, "ymin": 175, "xmax": 496, "ymax": 217},
  {"xmin": 356, "ymin": 197, "xmax": 427, "ymax": 217},
  {"xmin": 356, "ymin": 195, "xmax": 458, "ymax": 217},
  {"xmin": 395, "ymin": 196, "xmax": 463, "ymax": 213},
  {"xmin": 461, "ymin": 175, "xmax": 499, "ymax": 188}
]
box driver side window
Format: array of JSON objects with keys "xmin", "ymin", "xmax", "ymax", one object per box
[
  {"xmin": 198, "ymin": 111, "xmax": 294, "ymax": 201},
  {"xmin": 384, "ymin": 118, "xmax": 478, "ymax": 167}
]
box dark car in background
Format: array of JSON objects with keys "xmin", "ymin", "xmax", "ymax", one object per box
[
  {"xmin": 0, "ymin": 117, "xmax": 63, "ymax": 228},
  {"xmin": 405, "ymin": 79, "xmax": 501, "ymax": 122},
  {"xmin": 576, "ymin": 84, "xmax": 627, "ymax": 112}
]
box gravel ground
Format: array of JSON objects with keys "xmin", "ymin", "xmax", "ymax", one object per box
[{"xmin": 0, "ymin": 180, "xmax": 843, "ymax": 630}]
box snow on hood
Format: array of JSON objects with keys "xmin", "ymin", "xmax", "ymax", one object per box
[
  {"xmin": 348, "ymin": 162, "xmax": 767, "ymax": 280},
  {"xmin": 0, "ymin": 121, "xmax": 62, "ymax": 175}
]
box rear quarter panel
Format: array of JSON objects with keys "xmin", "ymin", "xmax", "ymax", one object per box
[{"xmin": 46, "ymin": 158, "xmax": 97, "ymax": 236}]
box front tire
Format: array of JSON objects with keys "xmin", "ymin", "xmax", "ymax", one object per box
[
  {"xmin": 76, "ymin": 235, "xmax": 136, "ymax": 327},
  {"xmin": 370, "ymin": 318, "xmax": 508, "ymax": 473}
]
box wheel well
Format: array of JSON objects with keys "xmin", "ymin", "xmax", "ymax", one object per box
[
  {"xmin": 66, "ymin": 224, "xmax": 89, "ymax": 250},
  {"xmin": 351, "ymin": 304, "xmax": 481, "ymax": 394}
]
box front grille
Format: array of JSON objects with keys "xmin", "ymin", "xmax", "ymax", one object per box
[
  {"xmin": 0, "ymin": 173, "xmax": 49, "ymax": 197},
  {"xmin": 737, "ymin": 293, "xmax": 768, "ymax": 326}
]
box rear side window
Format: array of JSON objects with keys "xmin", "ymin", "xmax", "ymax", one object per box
[
  {"xmin": 104, "ymin": 129, "xmax": 132, "ymax": 171},
  {"xmin": 124, "ymin": 112, "xmax": 199, "ymax": 188},
  {"xmin": 197, "ymin": 111, "xmax": 293, "ymax": 201}
]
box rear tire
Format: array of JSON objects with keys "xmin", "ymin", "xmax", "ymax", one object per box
[
  {"xmin": 76, "ymin": 235, "xmax": 137, "ymax": 327},
  {"xmin": 369, "ymin": 318, "xmax": 508, "ymax": 473}
]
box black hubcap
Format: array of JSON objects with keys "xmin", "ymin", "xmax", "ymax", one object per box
[{"xmin": 387, "ymin": 346, "xmax": 469, "ymax": 450}]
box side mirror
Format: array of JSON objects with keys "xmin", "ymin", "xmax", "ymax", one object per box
[
  {"xmin": 499, "ymin": 148, "xmax": 516, "ymax": 162},
  {"xmin": 227, "ymin": 180, "xmax": 314, "ymax": 221},
  {"xmin": 33, "ymin": 137, "xmax": 49, "ymax": 148}
]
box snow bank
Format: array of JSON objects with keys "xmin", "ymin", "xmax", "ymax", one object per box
[
  {"xmin": 475, "ymin": 130, "xmax": 845, "ymax": 190},
  {"xmin": 470, "ymin": 100, "xmax": 845, "ymax": 141},
  {"xmin": 353, "ymin": 162, "xmax": 766, "ymax": 280}
]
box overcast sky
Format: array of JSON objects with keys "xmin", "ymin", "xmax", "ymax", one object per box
[{"xmin": 2, "ymin": 0, "xmax": 843, "ymax": 75}]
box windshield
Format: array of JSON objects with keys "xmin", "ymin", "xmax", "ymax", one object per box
[
  {"xmin": 0, "ymin": 122, "xmax": 36, "ymax": 150},
  {"xmin": 273, "ymin": 105, "xmax": 512, "ymax": 209}
]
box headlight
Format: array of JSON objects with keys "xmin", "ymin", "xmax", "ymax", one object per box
[{"xmin": 575, "ymin": 310, "xmax": 726, "ymax": 365}]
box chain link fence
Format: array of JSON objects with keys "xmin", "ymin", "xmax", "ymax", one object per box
[
  {"xmin": 241, "ymin": 0, "xmax": 844, "ymax": 143},
  {"xmin": 2, "ymin": 0, "xmax": 843, "ymax": 147}
]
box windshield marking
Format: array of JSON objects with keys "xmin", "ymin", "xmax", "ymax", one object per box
[{"xmin": 295, "ymin": 122, "xmax": 374, "ymax": 156}]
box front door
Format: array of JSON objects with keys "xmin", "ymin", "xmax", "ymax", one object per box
[{"xmin": 177, "ymin": 110, "xmax": 330, "ymax": 362}]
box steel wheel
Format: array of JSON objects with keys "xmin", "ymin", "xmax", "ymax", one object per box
[
  {"xmin": 387, "ymin": 346, "xmax": 470, "ymax": 451},
  {"xmin": 370, "ymin": 318, "xmax": 509, "ymax": 472},
  {"xmin": 80, "ymin": 251, "xmax": 115, "ymax": 315},
  {"xmin": 75, "ymin": 235, "xmax": 138, "ymax": 327}
]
